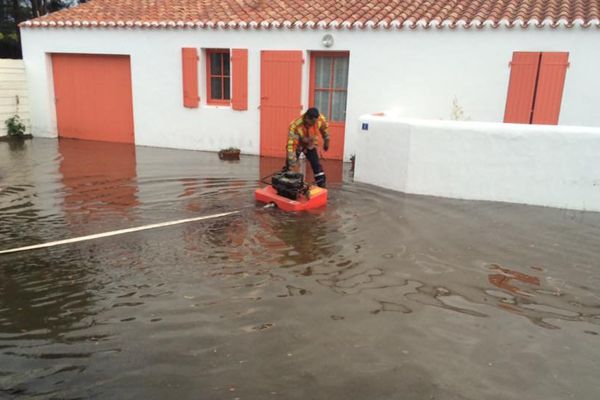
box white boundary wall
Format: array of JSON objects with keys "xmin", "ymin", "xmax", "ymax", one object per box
[
  {"xmin": 355, "ymin": 115, "xmax": 600, "ymax": 212},
  {"xmin": 0, "ymin": 59, "xmax": 29, "ymax": 136},
  {"xmin": 20, "ymin": 27, "xmax": 600, "ymax": 160}
]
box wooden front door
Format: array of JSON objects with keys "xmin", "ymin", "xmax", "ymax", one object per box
[
  {"xmin": 52, "ymin": 54, "xmax": 135, "ymax": 143},
  {"xmin": 260, "ymin": 51, "xmax": 303, "ymax": 157},
  {"xmin": 309, "ymin": 52, "xmax": 349, "ymax": 160}
]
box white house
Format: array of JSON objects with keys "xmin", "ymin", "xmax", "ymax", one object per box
[{"xmin": 20, "ymin": 0, "xmax": 600, "ymax": 161}]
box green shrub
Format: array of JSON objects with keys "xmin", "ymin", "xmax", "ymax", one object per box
[{"xmin": 5, "ymin": 115, "xmax": 26, "ymax": 137}]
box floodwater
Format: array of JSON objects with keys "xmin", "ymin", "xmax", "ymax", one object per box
[{"xmin": 1, "ymin": 138, "xmax": 599, "ymax": 400}]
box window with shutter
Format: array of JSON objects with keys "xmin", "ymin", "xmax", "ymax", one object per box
[{"xmin": 206, "ymin": 49, "xmax": 231, "ymax": 106}]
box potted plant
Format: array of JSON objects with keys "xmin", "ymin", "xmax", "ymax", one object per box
[
  {"xmin": 2, "ymin": 96, "xmax": 32, "ymax": 143},
  {"xmin": 218, "ymin": 147, "xmax": 241, "ymax": 160},
  {"xmin": 2, "ymin": 114, "xmax": 27, "ymax": 142}
]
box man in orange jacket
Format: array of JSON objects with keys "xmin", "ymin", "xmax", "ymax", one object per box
[{"xmin": 286, "ymin": 107, "xmax": 330, "ymax": 188}]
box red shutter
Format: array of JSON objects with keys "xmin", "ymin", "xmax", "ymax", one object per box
[
  {"xmin": 182, "ymin": 48, "xmax": 199, "ymax": 108},
  {"xmin": 503, "ymin": 52, "xmax": 541, "ymax": 124},
  {"xmin": 231, "ymin": 48, "xmax": 248, "ymax": 111},
  {"xmin": 531, "ymin": 52, "xmax": 569, "ymax": 125}
]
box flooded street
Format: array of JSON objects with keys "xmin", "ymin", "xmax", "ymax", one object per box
[{"xmin": 1, "ymin": 138, "xmax": 599, "ymax": 399}]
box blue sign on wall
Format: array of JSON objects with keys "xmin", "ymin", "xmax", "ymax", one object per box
[{"xmin": 361, "ymin": 123, "xmax": 369, "ymax": 131}]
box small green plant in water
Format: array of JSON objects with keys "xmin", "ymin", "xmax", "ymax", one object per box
[{"xmin": 5, "ymin": 114, "xmax": 26, "ymax": 137}]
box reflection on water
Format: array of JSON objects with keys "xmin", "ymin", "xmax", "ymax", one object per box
[
  {"xmin": 1, "ymin": 138, "xmax": 600, "ymax": 399},
  {"xmin": 0, "ymin": 251, "xmax": 96, "ymax": 337},
  {"xmin": 259, "ymin": 155, "xmax": 344, "ymax": 185},
  {"xmin": 488, "ymin": 264, "xmax": 540, "ymax": 296},
  {"xmin": 59, "ymin": 139, "xmax": 139, "ymax": 232}
]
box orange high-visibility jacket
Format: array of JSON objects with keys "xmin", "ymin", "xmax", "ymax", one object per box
[{"xmin": 286, "ymin": 113, "xmax": 330, "ymax": 160}]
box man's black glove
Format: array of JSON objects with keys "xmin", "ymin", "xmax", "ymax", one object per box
[{"xmin": 323, "ymin": 137, "xmax": 330, "ymax": 151}]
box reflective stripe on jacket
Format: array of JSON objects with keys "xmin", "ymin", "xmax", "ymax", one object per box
[{"xmin": 286, "ymin": 113, "xmax": 329, "ymax": 160}]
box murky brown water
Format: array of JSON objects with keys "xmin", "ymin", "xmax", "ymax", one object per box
[{"xmin": 1, "ymin": 138, "xmax": 599, "ymax": 399}]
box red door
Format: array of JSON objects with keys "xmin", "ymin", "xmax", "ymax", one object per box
[
  {"xmin": 52, "ymin": 54, "xmax": 135, "ymax": 144},
  {"xmin": 260, "ymin": 51, "xmax": 303, "ymax": 157},
  {"xmin": 309, "ymin": 52, "xmax": 349, "ymax": 160}
]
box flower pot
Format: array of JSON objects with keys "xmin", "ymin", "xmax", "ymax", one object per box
[
  {"xmin": 218, "ymin": 149, "xmax": 240, "ymax": 160},
  {"xmin": 0, "ymin": 134, "xmax": 32, "ymax": 143}
]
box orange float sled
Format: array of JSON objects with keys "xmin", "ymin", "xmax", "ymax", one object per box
[
  {"xmin": 256, "ymin": 170, "xmax": 328, "ymax": 212},
  {"xmin": 255, "ymin": 185, "xmax": 327, "ymax": 212}
]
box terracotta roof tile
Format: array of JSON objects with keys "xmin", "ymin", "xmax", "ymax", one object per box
[{"xmin": 21, "ymin": 0, "xmax": 600, "ymax": 29}]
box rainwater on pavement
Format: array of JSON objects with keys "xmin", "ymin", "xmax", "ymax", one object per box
[{"xmin": 1, "ymin": 138, "xmax": 599, "ymax": 399}]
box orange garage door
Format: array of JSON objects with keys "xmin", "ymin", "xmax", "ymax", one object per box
[{"xmin": 52, "ymin": 54, "xmax": 135, "ymax": 143}]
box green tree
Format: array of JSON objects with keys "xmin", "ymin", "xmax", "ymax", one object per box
[{"xmin": 0, "ymin": 1, "xmax": 85, "ymax": 58}]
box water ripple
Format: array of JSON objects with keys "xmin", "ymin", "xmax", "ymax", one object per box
[{"xmin": 1, "ymin": 139, "xmax": 600, "ymax": 398}]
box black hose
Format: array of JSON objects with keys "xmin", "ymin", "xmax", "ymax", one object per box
[{"xmin": 259, "ymin": 171, "xmax": 278, "ymax": 185}]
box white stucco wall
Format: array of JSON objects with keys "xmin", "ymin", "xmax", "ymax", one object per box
[
  {"xmin": 20, "ymin": 26, "xmax": 600, "ymax": 160},
  {"xmin": 355, "ymin": 115, "xmax": 600, "ymax": 212}
]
